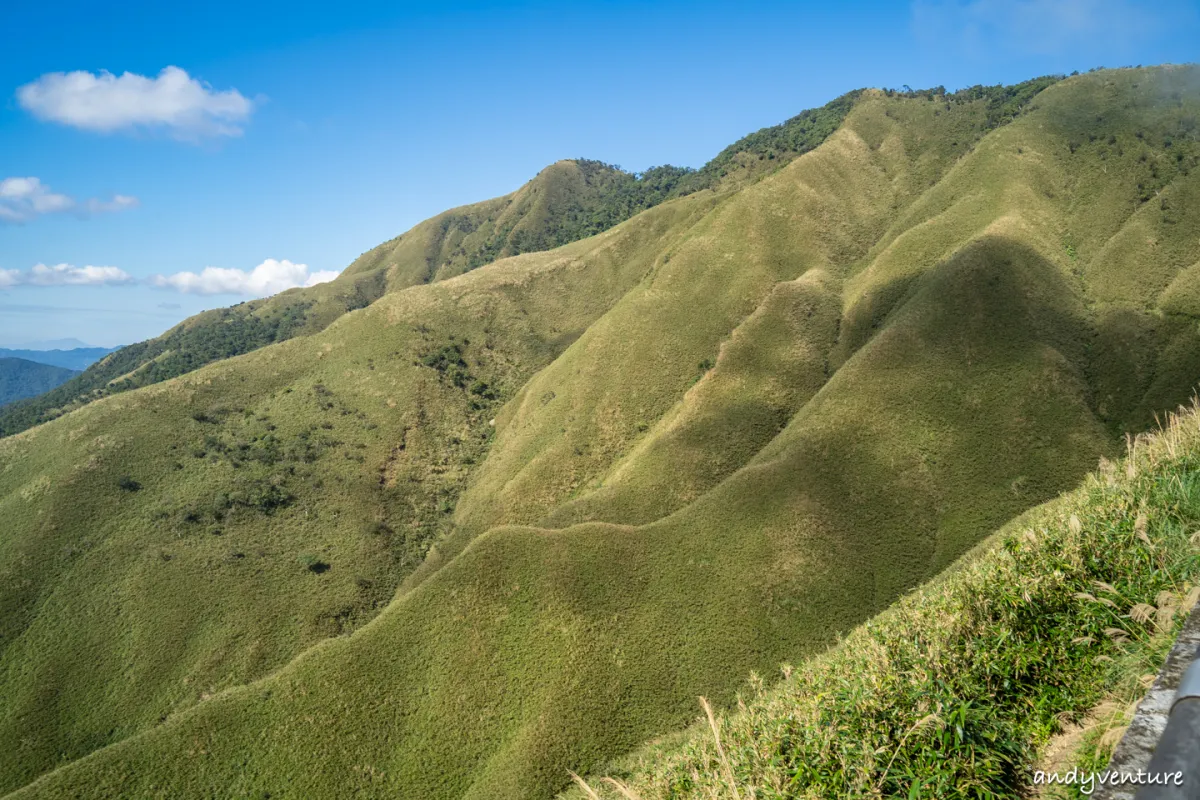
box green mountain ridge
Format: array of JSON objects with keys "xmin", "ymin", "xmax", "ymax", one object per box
[
  {"xmin": 0, "ymin": 81, "xmax": 1031, "ymax": 440},
  {"xmin": 0, "ymin": 359, "xmax": 78, "ymax": 408},
  {"xmin": 0, "ymin": 86, "xmax": 865, "ymax": 440},
  {"xmin": 1, "ymin": 66, "xmax": 1199, "ymax": 799}
]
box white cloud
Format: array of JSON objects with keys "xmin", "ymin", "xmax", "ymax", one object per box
[
  {"xmin": 151, "ymin": 259, "xmax": 339, "ymax": 297},
  {"xmin": 305, "ymin": 270, "xmax": 341, "ymax": 287},
  {"xmin": 85, "ymin": 195, "xmax": 140, "ymax": 214},
  {"xmin": 0, "ymin": 263, "xmax": 134, "ymax": 287},
  {"xmin": 17, "ymin": 66, "xmax": 254, "ymax": 140},
  {"xmin": 0, "ymin": 177, "xmax": 74, "ymax": 220},
  {"xmin": 29, "ymin": 264, "xmax": 134, "ymax": 286},
  {"xmin": 912, "ymin": 0, "xmax": 1170, "ymax": 56},
  {"xmin": 0, "ymin": 177, "xmax": 138, "ymax": 223}
]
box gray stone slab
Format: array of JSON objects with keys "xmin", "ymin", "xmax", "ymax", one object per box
[{"xmin": 1095, "ymin": 604, "xmax": 1200, "ymax": 800}]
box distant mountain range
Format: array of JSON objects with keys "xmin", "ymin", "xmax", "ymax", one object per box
[
  {"xmin": 0, "ymin": 346, "xmax": 118, "ymax": 372},
  {"xmin": 0, "ymin": 357, "xmax": 79, "ymax": 407},
  {"xmin": 20, "ymin": 338, "xmax": 94, "ymax": 350}
]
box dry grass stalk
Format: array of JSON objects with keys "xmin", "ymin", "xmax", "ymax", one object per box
[
  {"xmin": 1098, "ymin": 725, "xmax": 1128, "ymax": 752},
  {"xmin": 602, "ymin": 776, "xmax": 644, "ymax": 800},
  {"xmin": 1128, "ymin": 603, "xmax": 1156, "ymax": 625},
  {"xmin": 1103, "ymin": 627, "xmax": 1129, "ymax": 642},
  {"xmin": 877, "ymin": 713, "xmax": 941, "ymax": 793},
  {"xmin": 699, "ymin": 696, "xmax": 742, "ymax": 800},
  {"xmin": 1125, "ymin": 432, "xmax": 1138, "ymax": 478},
  {"xmin": 1135, "ymin": 512, "xmax": 1151, "ymax": 546},
  {"xmin": 570, "ymin": 771, "xmax": 601, "ymax": 800}
]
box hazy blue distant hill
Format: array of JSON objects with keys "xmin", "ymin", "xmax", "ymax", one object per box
[
  {"xmin": 0, "ymin": 358, "xmax": 79, "ymax": 407},
  {"xmin": 21, "ymin": 338, "xmax": 92, "ymax": 350},
  {"xmin": 0, "ymin": 347, "xmax": 118, "ymax": 372}
]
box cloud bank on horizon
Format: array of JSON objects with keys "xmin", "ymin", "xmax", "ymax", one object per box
[
  {"xmin": 0, "ymin": 263, "xmax": 134, "ymax": 288},
  {"xmin": 0, "ymin": 259, "xmax": 338, "ymax": 297},
  {"xmin": 17, "ymin": 66, "xmax": 254, "ymax": 140},
  {"xmin": 0, "ymin": 177, "xmax": 138, "ymax": 224},
  {"xmin": 150, "ymin": 259, "xmax": 339, "ymax": 297}
]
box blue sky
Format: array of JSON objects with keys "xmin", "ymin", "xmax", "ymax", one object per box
[{"xmin": 1, "ymin": 0, "xmax": 1197, "ymax": 348}]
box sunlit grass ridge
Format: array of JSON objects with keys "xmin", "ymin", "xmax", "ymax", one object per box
[{"xmin": 568, "ymin": 401, "xmax": 1200, "ymax": 798}]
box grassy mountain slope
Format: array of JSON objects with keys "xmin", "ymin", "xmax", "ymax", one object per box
[
  {"xmin": 340, "ymin": 160, "xmax": 697, "ymax": 286},
  {"xmin": 0, "ymin": 194, "xmax": 716, "ymax": 795},
  {"xmin": 567, "ymin": 402, "xmax": 1200, "ymax": 800},
  {"xmin": 2, "ymin": 67, "xmax": 1200, "ymax": 799},
  {"xmin": 0, "ymin": 359, "xmax": 77, "ymax": 407}
]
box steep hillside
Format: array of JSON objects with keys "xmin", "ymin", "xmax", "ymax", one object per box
[
  {"xmin": 0, "ymin": 192, "xmax": 720, "ymax": 795},
  {"xmin": 0, "ymin": 359, "xmax": 77, "ymax": 407},
  {"xmin": 566, "ymin": 401, "xmax": 1200, "ymax": 800},
  {"xmin": 2, "ymin": 67, "xmax": 1199, "ymax": 800}
]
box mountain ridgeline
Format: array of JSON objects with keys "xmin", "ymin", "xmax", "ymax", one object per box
[
  {"xmin": 2, "ymin": 66, "xmax": 1200, "ymax": 799},
  {"xmin": 0, "ymin": 79, "xmax": 1045, "ymax": 439}
]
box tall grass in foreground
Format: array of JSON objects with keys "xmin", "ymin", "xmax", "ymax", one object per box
[{"xmin": 574, "ymin": 401, "xmax": 1200, "ymax": 799}]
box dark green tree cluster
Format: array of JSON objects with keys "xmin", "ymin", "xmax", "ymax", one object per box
[
  {"xmin": 884, "ymin": 75, "xmax": 1064, "ymax": 131},
  {"xmin": 517, "ymin": 162, "xmax": 698, "ymax": 251}
]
